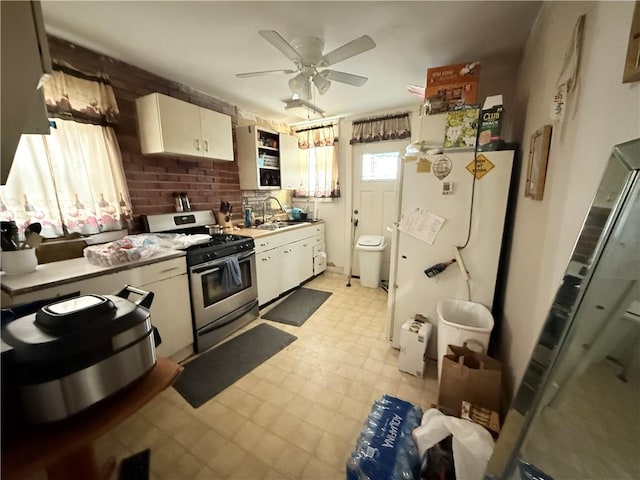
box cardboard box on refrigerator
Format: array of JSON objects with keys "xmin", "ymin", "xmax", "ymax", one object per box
[
  {"xmin": 398, "ymin": 318, "xmax": 432, "ymax": 377},
  {"xmin": 424, "ymin": 62, "xmax": 480, "ymax": 112}
]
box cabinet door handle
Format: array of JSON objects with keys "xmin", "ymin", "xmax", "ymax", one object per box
[
  {"xmin": 159, "ymin": 267, "xmax": 179, "ymax": 274},
  {"xmin": 194, "ymin": 139, "xmax": 200, "ymax": 151},
  {"xmin": 261, "ymin": 257, "xmax": 270, "ymax": 262},
  {"xmin": 204, "ymin": 140, "xmax": 209, "ymax": 152}
]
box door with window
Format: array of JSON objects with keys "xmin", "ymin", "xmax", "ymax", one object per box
[{"xmin": 351, "ymin": 141, "xmax": 407, "ymax": 279}]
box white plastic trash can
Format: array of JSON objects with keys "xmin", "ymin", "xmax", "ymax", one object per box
[
  {"xmin": 436, "ymin": 298, "xmax": 494, "ymax": 380},
  {"xmin": 355, "ymin": 235, "xmax": 386, "ymax": 288}
]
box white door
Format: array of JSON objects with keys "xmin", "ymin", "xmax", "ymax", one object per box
[{"xmin": 351, "ymin": 141, "xmax": 408, "ymax": 279}]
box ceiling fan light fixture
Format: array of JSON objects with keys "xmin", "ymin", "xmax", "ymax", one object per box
[
  {"xmin": 312, "ymin": 74, "xmax": 331, "ymax": 95},
  {"xmin": 288, "ymin": 73, "xmax": 311, "ymax": 101},
  {"xmin": 284, "ymin": 99, "xmax": 324, "ymax": 120}
]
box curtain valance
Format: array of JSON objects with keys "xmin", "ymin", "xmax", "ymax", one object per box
[
  {"xmin": 350, "ymin": 113, "xmax": 411, "ymax": 145},
  {"xmin": 44, "ymin": 60, "xmax": 120, "ymax": 126},
  {"xmin": 297, "ymin": 124, "xmax": 337, "ymax": 149}
]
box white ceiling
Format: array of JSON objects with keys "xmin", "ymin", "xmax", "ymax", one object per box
[{"xmin": 41, "ymin": 1, "xmax": 541, "ymax": 125}]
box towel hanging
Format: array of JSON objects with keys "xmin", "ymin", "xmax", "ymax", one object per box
[{"xmin": 221, "ymin": 257, "xmax": 242, "ymax": 292}]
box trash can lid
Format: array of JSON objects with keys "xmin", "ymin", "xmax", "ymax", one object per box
[{"xmin": 357, "ymin": 235, "xmax": 384, "ymax": 247}]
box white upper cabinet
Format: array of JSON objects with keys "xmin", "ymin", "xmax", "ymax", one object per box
[
  {"xmin": 136, "ymin": 92, "xmax": 233, "ymax": 161},
  {"xmin": 236, "ymin": 125, "xmax": 298, "ymax": 190},
  {"xmin": 153, "ymin": 93, "xmax": 200, "ymax": 156},
  {"xmin": 1, "ymin": 0, "xmax": 52, "ymax": 184},
  {"xmin": 200, "ymin": 107, "xmax": 234, "ymax": 161},
  {"xmin": 279, "ymin": 132, "xmax": 300, "ymax": 190}
]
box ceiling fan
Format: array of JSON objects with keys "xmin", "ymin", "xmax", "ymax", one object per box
[{"xmin": 236, "ymin": 30, "xmax": 376, "ymax": 101}]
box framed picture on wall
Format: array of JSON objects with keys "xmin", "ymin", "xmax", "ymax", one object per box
[{"xmin": 525, "ymin": 125, "xmax": 552, "ymax": 201}]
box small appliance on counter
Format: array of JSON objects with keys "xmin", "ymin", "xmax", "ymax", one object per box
[
  {"xmin": 174, "ymin": 192, "xmax": 192, "ymax": 212},
  {"xmin": 1, "ymin": 286, "xmax": 158, "ymax": 423}
]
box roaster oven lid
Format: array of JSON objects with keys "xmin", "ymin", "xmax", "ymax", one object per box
[
  {"xmin": 1, "ymin": 290, "xmax": 153, "ymax": 376},
  {"xmin": 35, "ymin": 295, "xmax": 116, "ymax": 335}
]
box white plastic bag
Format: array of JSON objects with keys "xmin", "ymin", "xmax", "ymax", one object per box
[{"xmin": 412, "ymin": 408, "xmax": 494, "ymax": 480}]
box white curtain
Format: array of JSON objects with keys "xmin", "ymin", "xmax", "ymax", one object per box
[
  {"xmin": 0, "ymin": 119, "xmax": 131, "ymax": 238},
  {"xmin": 296, "ymin": 125, "xmax": 339, "ymax": 198}
]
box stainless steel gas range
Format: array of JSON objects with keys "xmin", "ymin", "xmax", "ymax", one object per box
[{"xmin": 142, "ymin": 211, "xmax": 258, "ymax": 353}]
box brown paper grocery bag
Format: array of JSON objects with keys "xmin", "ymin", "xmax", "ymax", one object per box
[{"xmin": 437, "ymin": 343, "xmax": 502, "ymax": 417}]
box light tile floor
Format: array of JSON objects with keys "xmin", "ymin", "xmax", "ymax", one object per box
[{"xmin": 26, "ymin": 272, "xmax": 439, "ymax": 479}]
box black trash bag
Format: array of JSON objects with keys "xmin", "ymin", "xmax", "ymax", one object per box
[{"xmin": 420, "ymin": 434, "xmax": 456, "ymax": 480}]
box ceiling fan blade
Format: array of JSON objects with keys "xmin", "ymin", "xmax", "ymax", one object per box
[
  {"xmin": 320, "ymin": 69, "xmax": 368, "ymax": 87},
  {"xmin": 318, "ymin": 35, "xmax": 376, "ymax": 67},
  {"xmin": 259, "ymin": 30, "xmax": 304, "ymax": 65},
  {"xmin": 236, "ymin": 69, "xmax": 296, "ymax": 78}
]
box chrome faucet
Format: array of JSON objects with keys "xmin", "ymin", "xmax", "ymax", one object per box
[{"xmin": 263, "ymin": 196, "xmax": 286, "ymax": 223}]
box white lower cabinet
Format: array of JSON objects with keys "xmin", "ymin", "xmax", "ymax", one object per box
[
  {"xmin": 296, "ymin": 239, "xmax": 314, "ymax": 284},
  {"xmin": 137, "ymin": 271, "xmax": 192, "ymax": 360},
  {"xmin": 311, "ymin": 231, "xmax": 327, "ymax": 275},
  {"xmin": 255, "ymin": 223, "xmax": 324, "ymax": 306},
  {"xmin": 256, "ymin": 248, "xmax": 284, "ymax": 306},
  {"xmin": 281, "ymin": 241, "xmax": 304, "ymax": 292},
  {"xmin": 314, "ymin": 254, "xmax": 327, "ymax": 275}
]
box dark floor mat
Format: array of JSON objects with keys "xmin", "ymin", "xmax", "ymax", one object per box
[
  {"xmin": 173, "ymin": 323, "xmax": 296, "ymax": 408},
  {"xmin": 261, "ymin": 287, "xmax": 332, "ymax": 327}
]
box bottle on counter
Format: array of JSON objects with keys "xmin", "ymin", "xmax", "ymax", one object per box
[
  {"xmin": 175, "ymin": 193, "xmax": 184, "ymax": 212},
  {"xmin": 119, "ymin": 192, "xmax": 133, "ymax": 231},
  {"xmin": 181, "ymin": 193, "xmax": 191, "ymax": 212}
]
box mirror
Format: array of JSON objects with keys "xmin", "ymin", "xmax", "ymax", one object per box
[{"xmin": 488, "ymin": 138, "xmax": 640, "ymax": 479}]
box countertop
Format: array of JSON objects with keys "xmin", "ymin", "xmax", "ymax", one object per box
[
  {"xmin": 233, "ymin": 219, "xmax": 324, "ymax": 239},
  {"xmin": 1, "ymin": 249, "xmax": 186, "ymax": 297},
  {"xmin": 0, "ymin": 222, "xmax": 323, "ymax": 296}
]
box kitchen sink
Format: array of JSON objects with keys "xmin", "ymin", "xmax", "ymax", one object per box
[{"xmin": 255, "ymin": 221, "xmax": 301, "ymax": 231}]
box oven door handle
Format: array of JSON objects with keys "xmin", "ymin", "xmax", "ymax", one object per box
[
  {"xmin": 191, "ymin": 251, "xmax": 255, "ymax": 274},
  {"xmin": 235, "ymin": 251, "xmax": 255, "ymax": 262},
  {"xmin": 191, "ymin": 265, "xmax": 220, "ymax": 275},
  {"xmin": 198, "ymin": 301, "xmax": 257, "ymax": 334}
]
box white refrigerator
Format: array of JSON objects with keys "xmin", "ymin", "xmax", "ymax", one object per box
[{"xmin": 387, "ymin": 115, "xmax": 514, "ymax": 358}]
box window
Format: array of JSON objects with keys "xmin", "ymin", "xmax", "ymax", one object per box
[
  {"xmin": 361, "ymin": 152, "xmax": 399, "ymax": 181},
  {"xmin": 295, "ymin": 125, "xmax": 339, "ymax": 198},
  {"xmin": 0, "ymin": 120, "xmax": 131, "ymax": 238},
  {"xmin": 0, "ymin": 63, "xmax": 130, "ymax": 239}
]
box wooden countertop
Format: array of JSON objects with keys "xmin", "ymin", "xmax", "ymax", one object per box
[
  {"xmin": 1, "ymin": 357, "xmax": 183, "ymax": 480},
  {"xmin": 233, "ymin": 220, "xmax": 324, "ymax": 239},
  {"xmin": 1, "ymin": 249, "xmax": 186, "ymax": 297}
]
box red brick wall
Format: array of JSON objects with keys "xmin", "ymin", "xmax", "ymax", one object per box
[{"xmin": 47, "ymin": 36, "xmax": 243, "ymax": 231}]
